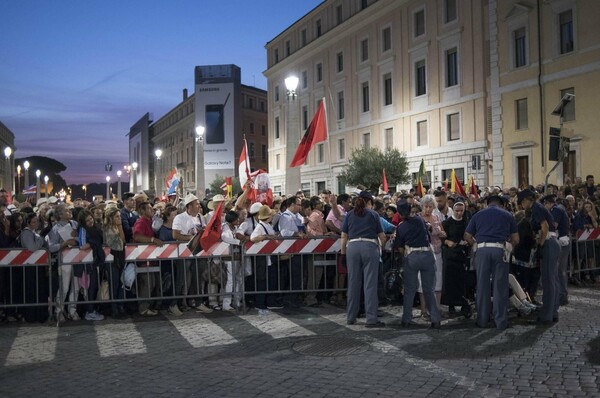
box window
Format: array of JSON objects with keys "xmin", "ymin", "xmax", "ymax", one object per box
[
  {"xmin": 385, "ymin": 128, "xmax": 394, "ymax": 149},
  {"xmin": 361, "ymin": 82, "xmax": 370, "ymax": 112},
  {"xmin": 415, "ymin": 60, "xmax": 426, "ymax": 96},
  {"xmin": 447, "ymin": 113, "xmax": 460, "ymax": 141},
  {"xmin": 302, "ymin": 70, "xmax": 308, "ymax": 89},
  {"xmin": 249, "ymin": 142, "xmax": 255, "ymax": 158},
  {"xmin": 261, "ymin": 125, "xmax": 266, "ymax": 136},
  {"xmin": 417, "ymin": 120, "xmax": 428, "ymax": 146},
  {"xmin": 360, "ymin": 38, "xmax": 369, "ymax": 62},
  {"xmin": 382, "ymin": 26, "xmax": 391, "ymax": 52},
  {"xmin": 336, "ymin": 5, "xmax": 343, "ymax": 25},
  {"xmin": 275, "ymin": 85, "xmax": 279, "ymax": 102},
  {"xmin": 560, "ymin": 87, "xmax": 575, "ymax": 121},
  {"xmin": 414, "ymin": 9, "xmax": 425, "ymax": 37},
  {"xmin": 316, "ymin": 19, "xmax": 322, "ymax": 37},
  {"xmin": 516, "ymin": 98, "xmax": 528, "ymax": 130},
  {"xmin": 275, "ymin": 117, "xmax": 280, "ymax": 139},
  {"xmin": 363, "ymin": 133, "xmax": 371, "ymax": 149},
  {"xmin": 442, "ymin": 168, "xmax": 464, "ymax": 184},
  {"xmin": 383, "ymin": 73, "xmax": 393, "ymax": 106},
  {"xmin": 559, "ymin": 10, "xmax": 574, "ymax": 54},
  {"xmin": 338, "ymin": 138, "xmax": 346, "ymax": 159},
  {"xmin": 337, "ymin": 52, "xmax": 344, "ymax": 72},
  {"xmin": 248, "ymin": 97, "xmax": 254, "ymax": 109},
  {"xmin": 444, "ymin": 0, "xmax": 457, "ymax": 23},
  {"xmin": 262, "ymin": 144, "xmax": 267, "ymax": 160},
  {"xmin": 446, "ymin": 47, "xmax": 458, "ymax": 87},
  {"xmin": 260, "ymin": 101, "xmax": 265, "ymax": 112},
  {"xmin": 337, "ymin": 91, "xmax": 345, "ymax": 120},
  {"xmin": 317, "ymin": 143, "xmax": 324, "ymax": 163},
  {"xmin": 316, "ymin": 63, "xmax": 322, "ymax": 82},
  {"xmin": 302, "ymin": 105, "xmax": 308, "ymax": 130},
  {"xmin": 514, "ymin": 27, "xmax": 527, "ymax": 68},
  {"xmin": 301, "ymin": 29, "xmax": 307, "ymax": 46},
  {"xmin": 276, "ymin": 154, "xmax": 280, "ymax": 170},
  {"xmin": 285, "ymin": 40, "xmax": 291, "ymax": 56},
  {"xmin": 250, "ymin": 122, "xmax": 255, "ymax": 134},
  {"xmin": 274, "ymin": 48, "xmax": 279, "ymax": 63}
]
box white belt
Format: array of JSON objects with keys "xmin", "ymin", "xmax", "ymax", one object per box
[
  {"xmin": 348, "ymin": 238, "xmax": 379, "ymax": 245},
  {"xmin": 405, "ymin": 246, "xmax": 431, "ymax": 256},
  {"xmin": 477, "ymin": 242, "xmax": 505, "ymax": 249}
]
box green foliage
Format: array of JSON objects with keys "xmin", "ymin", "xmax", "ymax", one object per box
[
  {"xmin": 338, "ymin": 147, "xmax": 410, "ymax": 192},
  {"xmin": 209, "ymin": 175, "xmax": 242, "ymax": 196}
]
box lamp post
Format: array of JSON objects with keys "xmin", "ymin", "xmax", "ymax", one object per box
[
  {"xmin": 82, "ymin": 185, "xmax": 87, "ymax": 201},
  {"xmin": 23, "ymin": 160, "xmax": 30, "ymax": 190},
  {"xmin": 131, "ymin": 162, "xmax": 138, "ymax": 193},
  {"xmin": 4, "ymin": 147, "xmax": 12, "ymax": 195},
  {"xmin": 284, "ymin": 75, "xmax": 300, "ymax": 195},
  {"xmin": 43, "ymin": 175, "xmax": 49, "ymax": 198},
  {"xmin": 16, "ymin": 165, "xmax": 21, "ymax": 196},
  {"xmin": 105, "ymin": 176, "xmax": 111, "ymax": 200},
  {"xmin": 154, "ymin": 149, "xmax": 162, "ymax": 198},
  {"xmin": 35, "ymin": 170, "xmax": 41, "ymax": 203},
  {"xmin": 195, "ymin": 126, "xmax": 205, "ymax": 198},
  {"xmin": 116, "ymin": 170, "xmax": 122, "ymax": 199}
]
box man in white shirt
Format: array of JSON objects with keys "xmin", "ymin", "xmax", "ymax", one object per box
[
  {"xmin": 172, "ymin": 194, "xmax": 212, "ymax": 314},
  {"xmin": 433, "ymin": 190, "xmax": 454, "ymax": 221}
]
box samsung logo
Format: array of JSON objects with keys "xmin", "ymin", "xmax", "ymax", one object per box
[{"xmin": 199, "ymin": 88, "xmax": 220, "ymax": 92}]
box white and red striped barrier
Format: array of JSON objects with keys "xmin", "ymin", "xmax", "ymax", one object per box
[
  {"xmin": 178, "ymin": 242, "xmax": 231, "ymax": 258},
  {"xmin": 125, "ymin": 243, "xmax": 180, "ymax": 261},
  {"xmin": 0, "ymin": 249, "xmax": 49, "ymax": 266},
  {"xmin": 244, "ymin": 238, "xmax": 341, "ymax": 255},
  {"xmin": 60, "ymin": 247, "xmax": 114, "ymax": 265},
  {"xmin": 576, "ymin": 228, "xmax": 600, "ymax": 241}
]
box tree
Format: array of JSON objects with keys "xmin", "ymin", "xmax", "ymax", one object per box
[{"xmin": 338, "ymin": 147, "xmax": 410, "ymax": 193}]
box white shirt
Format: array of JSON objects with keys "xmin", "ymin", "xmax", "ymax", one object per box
[
  {"xmin": 433, "ymin": 206, "xmax": 454, "ymax": 221},
  {"xmin": 251, "ymin": 221, "xmax": 276, "ymax": 266},
  {"xmin": 173, "ymin": 211, "xmax": 205, "ymax": 236}
]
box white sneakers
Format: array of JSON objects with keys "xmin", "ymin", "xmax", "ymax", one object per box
[
  {"xmin": 84, "ymin": 311, "xmax": 104, "ymax": 321},
  {"xmin": 168, "ymin": 304, "xmax": 183, "ymax": 316}
]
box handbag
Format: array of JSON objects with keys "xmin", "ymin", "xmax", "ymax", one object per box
[
  {"xmin": 98, "ymin": 280, "xmax": 110, "ymax": 301},
  {"xmin": 187, "ymin": 229, "xmax": 203, "ymax": 255}
]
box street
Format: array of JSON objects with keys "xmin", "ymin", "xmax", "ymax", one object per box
[{"xmin": 1, "ymin": 287, "xmax": 599, "ymax": 397}]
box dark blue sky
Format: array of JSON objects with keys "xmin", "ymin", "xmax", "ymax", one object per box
[{"xmin": 0, "ymin": 0, "xmax": 322, "ymax": 184}]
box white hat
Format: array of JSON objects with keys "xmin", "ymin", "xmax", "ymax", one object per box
[
  {"xmin": 183, "ymin": 193, "xmax": 199, "ymax": 207},
  {"xmin": 249, "ymin": 202, "xmax": 262, "ymax": 215},
  {"xmin": 36, "ymin": 198, "xmax": 48, "ymax": 206},
  {"xmin": 48, "ymin": 196, "xmax": 58, "ymax": 204},
  {"xmin": 6, "ymin": 204, "xmax": 18, "ymax": 214},
  {"xmin": 207, "ymin": 194, "xmax": 227, "ymax": 210}
]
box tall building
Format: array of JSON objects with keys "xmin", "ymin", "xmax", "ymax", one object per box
[
  {"xmin": 265, "ymin": 0, "xmax": 600, "ymax": 194},
  {"xmin": 0, "ymin": 122, "xmax": 16, "ymax": 194}
]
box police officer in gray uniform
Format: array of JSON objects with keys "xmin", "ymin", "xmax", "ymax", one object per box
[
  {"xmin": 464, "ymin": 195, "xmax": 519, "ymax": 329},
  {"xmin": 542, "ymin": 194, "xmax": 571, "ymax": 306},
  {"xmin": 519, "ymin": 189, "xmax": 560, "ymax": 324},
  {"xmin": 394, "ymin": 200, "xmax": 442, "ymax": 328}
]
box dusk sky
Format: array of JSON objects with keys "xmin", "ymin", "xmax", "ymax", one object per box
[{"xmin": 0, "ymin": 0, "xmax": 322, "ymax": 185}]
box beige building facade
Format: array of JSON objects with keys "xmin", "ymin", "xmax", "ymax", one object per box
[{"xmin": 265, "ymin": 0, "xmax": 600, "ymax": 195}]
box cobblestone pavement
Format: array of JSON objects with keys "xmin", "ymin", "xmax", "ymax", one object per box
[{"xmin": 0, "ymin": 287, "xmax": 599, "ymax": 397}]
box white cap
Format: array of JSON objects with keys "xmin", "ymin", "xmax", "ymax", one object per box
[{"xmin": 249, "ymin": 202, "xmax": 262, "ymax": 215}]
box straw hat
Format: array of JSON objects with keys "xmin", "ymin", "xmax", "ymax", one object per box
[
  {"xmin": 257, "ymin": 205, "xmax": 276, "ymax": 221},
  {"xmin": 183, "ymin": 193, "xmax": 199, "ymax": 207},
  {"xmin": 207, "ymin": 194, "xmax": 227, "ymax": 210}
]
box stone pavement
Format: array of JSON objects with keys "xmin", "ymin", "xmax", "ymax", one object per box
[{"xmin": 0, "ymin": 287, "xmax": 599, "ymax": 397}]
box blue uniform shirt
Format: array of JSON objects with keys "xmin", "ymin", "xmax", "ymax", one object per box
[
  {"xmin": 393, "ymin": 216, "xmax": 430, "ymax": 248},
  {"xmin": 342, "ymin": 208, "xmax": 383, "ymax": 239},
  {"xmin": 531, "ymin": 201, "xmax": 555, "ymax": 233},
  {"xmin": 465, "ymin": 204, "xmax": 517, "ymax": 243},
  {"xmin": 550, "ymin": 204, "xmax": 569, "ymax": 237}
]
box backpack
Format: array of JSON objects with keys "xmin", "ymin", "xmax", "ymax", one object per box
[{"xmin": 121, "ymin": 262, "xmax": 136, "ymax": 291}]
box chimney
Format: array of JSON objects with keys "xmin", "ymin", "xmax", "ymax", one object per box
[{"xmin": 183, "ymin": 88, "xmax": 188, "ymax": 100}]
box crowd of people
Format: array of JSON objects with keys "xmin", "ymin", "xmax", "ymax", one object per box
[{"xmin": 0, "ymin": 173, "xmax": 598, "ymax": 329}]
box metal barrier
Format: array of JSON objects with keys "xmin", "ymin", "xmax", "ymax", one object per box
[
  {"xmin": 0, "ymin": 248, "xmax": 52, "ymax": 321},
  {"xmin": 573, "ymin": 228, "xmax": 600, "ymax": 282}
]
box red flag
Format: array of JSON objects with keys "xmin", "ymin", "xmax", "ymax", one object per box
[
  {"xmin": 238, "ymin": 139, "xmax": 251, "ymax": 187},
  {"xmin": 468, "ymin": 176, "xmax": 480, "ymax": 199},
  {"xmin": 416, "ymin": 176, "xmax": 426, "ymax": 198},
  {"xmin": 200, "ymin": 201, "xmax": 224, "ymax": 250},
  {"xmin": 289, "ymin": 98, "xmax": 328, "ymax": 167},
  {"xmin": 382, "ymin": 168, "xmax": 388, "ymax": 193},
  {"xmin": 443, "ymin": 179, "xmax": 449, "ymax": 192},
  {"xmin": 450, "ymin": 169, "xmax": 467, "ymax": 197}
]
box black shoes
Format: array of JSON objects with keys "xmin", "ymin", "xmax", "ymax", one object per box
[
  {"xmin": 430, "ymin": 322, "xmax": 441, "ymax": 329},
  {"xmin": 365, "ymin": 321, "xmax": 386, "ymax": 328}
]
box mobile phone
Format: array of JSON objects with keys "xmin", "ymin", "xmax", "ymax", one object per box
[{"xmin": 205, "ymin": 104, "xmax": 224, "ymax": 144}]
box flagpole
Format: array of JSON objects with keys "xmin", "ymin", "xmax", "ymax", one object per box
[{"xmin": 323, "ymin": 94, "xmax": 335, "ymax": 192}]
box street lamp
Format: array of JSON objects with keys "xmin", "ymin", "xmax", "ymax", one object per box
[
  {"xmin": 43, "ymin": 175, "xmax": 49, "ymax": 198},
  {"xmin": 82, "ymin": 184, "xmax": 87, "ymax": 200},
  {"xmin": 284, "ymin": 75, "xmax": 300, "ymax": 195},
  {"xmin": 131, "ymin": 162, "xmax": 138, "ymax": 193},
  {"xmin": 195, "ymin": 126, "xmax": 205, "ymax": 198},
  {"xmin": 4, "ymin": 147, "xmax": 12, "ymax": 195},
  {"xmin": 16, "ymin": 165, "xmax": 21, "ymax": 196},
  {"xmin": 35, "ymin": 170, "xmax": 41, "ymax": 203},
  {"xmin": 105, "ymin": 176, "xmax": 111, "ymax": 200},
  {"xmin": 23, "ymin": 160, "xmax": 30, "ymax": 189},
  {"xmin": 116, "ymin": 170, "xmax": 122, "ymax": 199},
  {"xmin": 154, "ymin": 148, "xmax": 162, "ymax": 197}
]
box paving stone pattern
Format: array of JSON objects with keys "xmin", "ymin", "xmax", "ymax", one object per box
[{"xmin": 0, "ymin": 287, "xmax": 599, "ymax": 397}]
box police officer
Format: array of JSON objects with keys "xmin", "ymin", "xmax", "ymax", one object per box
[
  {"xmin": 542, "ymin": 194, "xmax": 571, "ymax": 306},
  {"xmin": 464, "ymin": 195, "xmax": 519, "ymax": 330},
  {"xmin": 519, "ymin": 189, "xmax": 560, "ymax": 324},
  {"xmin": 393, "ymin": 200, "xmax": 442, "ymax": 328}
]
